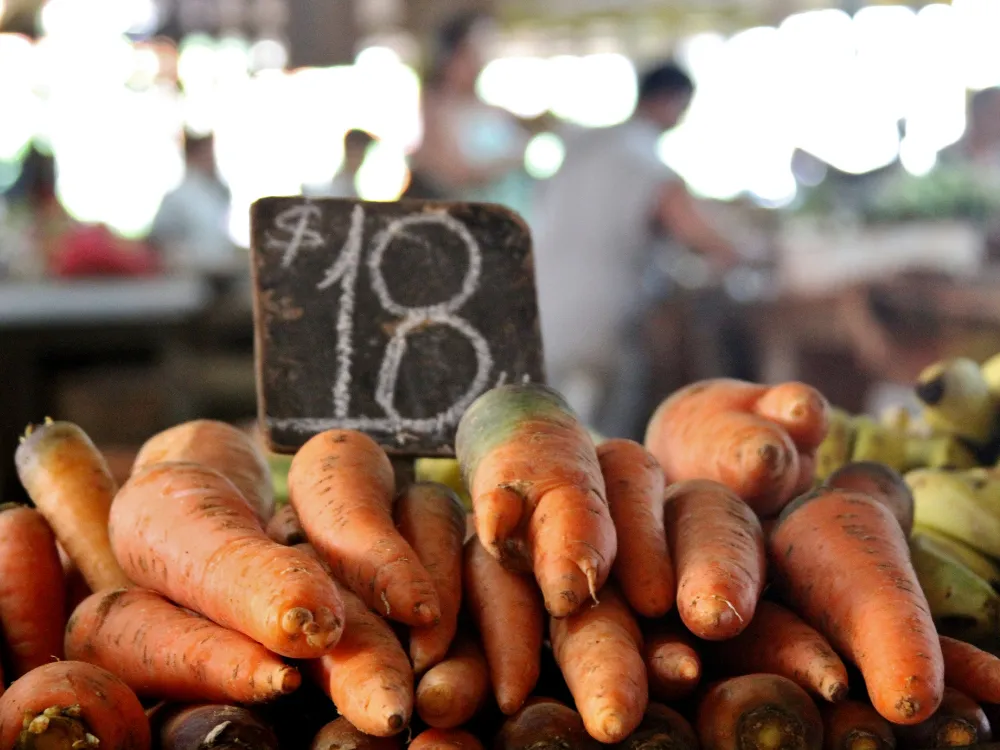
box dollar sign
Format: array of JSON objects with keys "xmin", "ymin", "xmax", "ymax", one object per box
[{"xmin": 270, "ymin": 204, "xmax": 325, "ymax": 268}]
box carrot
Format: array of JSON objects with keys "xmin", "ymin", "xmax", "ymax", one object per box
[
  {"xmin": 155, "ymin": 704, "xmax": 279, "ymax": 750},
  {"xmin": 645, "ymin": 379, "xmax": 828, "ymax": 517},
  {"xmin": 65, "ymin": 587, "xmax": 300, "ymax": 702},
  {"xmin": 14, "ymin": 420, "xmax": 132, "ymax": 592},
  {"xmin": 456, "ymin": 384, "xmax": 617, "ymax": 617},
  {"xmin": 665, "ymin": 480, "xmax": 765, "ymax": 640},
  {"xmin": 463, "ymin": 537, "xmax": 543, "ymax": 715},
  {"xmin": 394, "ymin": 482, "xmax": 466, "ymax": 673},
  {"xmin": 307, "ymin": 587, "xmax": 413, "ymax": 737},
  {"xmin": 705, "ymin": 600, "xmax": 849, "ymax": 703},
  {"xmin": 109, "ymin": 461, "xmax": 344, "ymax": 659},
  {"xmin": 409, "ymin": 729, "xmax": 485, "ymax": 750},
  {"xmin": 614, "ymin": 704, "xmax": 698, "ymax": 750},
  {"xmin": 825, "ymin": 462, "xmax": 914, "ymax": 534},
  {"xmin": 644, "ymin": 621, "xmax": 701, "ymax": 702},
  {"xmin": 133, "ymin": 419, "xmax": 275, "ymax": 521},
  {"xmin": 311, "ymin": 717, "xmax": 402, "ymax": 750},
  {"xmin": 697, "ymin": 674, "xmax": 823, "ymax": 750},
  {"xmin": 550, "ymin": 586, "xmax": 647, "ymax": 743},
  {"xmin": 58, "ymin": 543, "xmax": 92, "ymax": 615},
  {"xmin": 769, "ymin": 489, "xmax": 944, "ymax": 724},
  {"xmin": 940, "ymin": 636, "xmax": 1000, "ymax": 704},
  {"xmin": 597, "ymin": 439, "xmax": 674, "ymax": 618},
  {"xmin": 266, "ymin": 503, "xmax": 306, "ymax": 545},
  {"xmin": 288, "ymin": 429, "xmax": 439, "ymax": 626},
  {"xmin": 894, "ymin": 687, "xmax": 991, "ymax": 749},
  {"xmin": 0, "ymin": 661, "xmax": 150, "ymax": 750},
  {"xmin": 416, "ymin": 634, "xmax": 489, "ymax": 729},
  {"xmin": 0, "ymin": 504, "xmax": 66, "ymax": 677},
  {"xmin": 823, "ymin": 701, "xmax": 896, "ymax": 750},
  {"xmin": 495, "ymin": 700, "xmax": 601, "ymax": 750}
]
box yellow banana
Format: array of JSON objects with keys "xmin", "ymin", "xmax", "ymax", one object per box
[
  {"xmin": 815, "ymin": 408, "xmax": 855, "ymax": 481},
  {"xmin": 414, "ymin": 457, "xmax": 471, "ymax": 511},
  {"xmin": 851, "ymin": 416, "xmax": 906, "ymax": 471},
  {"xmin": 915, "ymin": 357, "xmax": 997, "ymax": 444},
  {"xmin": 879, "ymin": 404, "xmax": 911, "ymax": 433},
  {"xmin": 912, "ymin": 524, "xmax": 1000, "ymax": 589},
  {"xmin": 904, "ymin": 435, "xmax": 978, "ymax": 471},
  {"xmin": 908, "ymin": 468, "xmax": 1000, "ymax": 558},
  {"xmin": 981, "ymin": 352, "xmax": 1000, "ymax": 401}
]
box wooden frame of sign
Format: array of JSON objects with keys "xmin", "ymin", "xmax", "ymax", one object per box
[{"xmin": 250, "ymin": 197, "xmax": 545, "ymax": 457}]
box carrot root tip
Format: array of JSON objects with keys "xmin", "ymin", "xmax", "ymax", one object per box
[
  {"xmin": 381, "ymin": 591, "xmax": 391, "ymax": 616},
  {"xmin": 597, "ymin": 710, "xmax": 628, "ymax": 743},
  {"xmin": 824, "ymin": 681, "xmax": 849, "ymax": 703},
  {"xmin": 388, "ymin": 713, "xmax": 404, "ymax": 731},
  {"xmin": 678, "ymin": 657, "xmax": 699, "ymax": 680}
]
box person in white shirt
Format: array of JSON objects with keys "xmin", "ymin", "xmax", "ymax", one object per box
[{"xmin": 533, "ymin": 61, "xmax": 741, "ymax": 438}]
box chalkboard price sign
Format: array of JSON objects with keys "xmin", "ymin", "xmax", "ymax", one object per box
[{"xmin": 251, "ymin": 197, "xmax": 544, "ymax": 456}]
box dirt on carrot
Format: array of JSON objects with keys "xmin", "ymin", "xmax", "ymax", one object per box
[
  {"xmin": 310, "ymin": 717, "xmax": 402, "ymax": 750},
  {"xmin": 495, "ymin": 700, "xmax": 601, "ymax": 750},
  {"xmin": 416, "ymin": 634, "xmax": 489, "ymax": 729},
  {"xmin": 154, "ymin": 704, "xmax": 279, "ymax": 750},
  {"xmin": 822, "ymin": 701, "xmax": 896, "ymax": 750},
  {"xmin": 409, "ymin": 728, "xmax": 485, "ymax": 750},
  {"xmin": 643, "ymin": 620, "xmax": 702, "ymax": 702},
  {"xmin": 266, "ymin": 504, "xmax": 307, "ymax": 546},
  {"xmin": 940, "ymin": 636, "xmax": 1000, "ymax": 704},
  {"xmin": 894, "ymin": 687, "xmax": 990, "ymax": 749},
  {"xmin": 614, "ymin": 703, "xmax": 699, "ymax": 750}
]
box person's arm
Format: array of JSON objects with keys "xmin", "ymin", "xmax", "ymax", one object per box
[{"xmin": 655, "ymin": 181, "xmax": 741, "ymax": 270}]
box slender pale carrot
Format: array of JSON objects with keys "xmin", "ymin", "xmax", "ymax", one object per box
[
  {"xmin": 770, "ymin": 489, "xmax": 944, "ymax": 724},
  {"xmin": 58, "ymin": 542, "xmax": 92, "ymax": 615},
  {"xmin": 644, "ymin": 622, "xmax": 701, "ymax": 702},
  {"xmin": 288, "ymin": 430, "xmax": 439, "ymax": 627},
  {"xmin": 940, "ymin": 636, "xmax": 1000, "ymax": 704},
  {"xmin": 825, "ymin": 462, "xmax": 914, "ymax": 534},
  {"xmin": 665, "ymin": 480, "xmax": 765, "ymax": 640},
  {"xmin": 456, "ymin": 384, "xmax": 617, "ymax": 617},
  {"xmin": 133, "ymin": 419, "xmax": 275, "ymax": 521},
  {"xmin": 822, "ymin": 701, "xmax": 896, "ymax": 750},
  {"xmin": 15, "ymin": 420, "xmax": 132, "ymax": 592},
  {"xmin": 706, "ymin": 600, "xmax": 849, "ymax": 703},
  {"xmin": 155, "ymin": 704, "xmax": 279, "ymax": 750},
  {"xmin": 310, "ymin": 717, "xmax": 402, "ymax": 750},
  {"xmin": 409, "ymin": 729, "xmax": 485, "ymax": 750},
  {"xmin": 109, "ymin": 461, "xmax": 344, "ymax": 659},
  {"xmin": 614, "ymin": 704, "xmax": 698, "ymax": 750},
  {"xmin": 416, "ymin": 634, "xmax": 489, "ymax": 729},
  {"xmin": 894, "ymin": 687, "xmax": 991, "ymax": 749},
  {"xmin": 495, "ymin": 700, "xmax": 601, "ymax": 750},
  {"xmin": 551, "ymin": 586, "xmax": 647, "ymax": 743},
  {"xmin": 307, "ymin": 588, "xmax": 413, "ymax": 737},
  {"xmin": 266, "ymin": 504, "xmax": 306, "ymax": 546},
  {"xmin": 0, "ymin": 661, "xmax": 150, "ymax": 750},
  {"xmin": 463, "ymin": 537, "xmax": 543, "ymax": 715},
  {"xmin": 598, "ymin": 439, "xmax": 674, "ymax": 618},
  {"xmin": 0, "ymin": 504, "xmax": 66, "ymax": 677},
  {"xmin": 394, "ymin": 482, "xmax": 466, "ymax": 673}
]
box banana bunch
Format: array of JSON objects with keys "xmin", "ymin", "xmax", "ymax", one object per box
[{"xmin": 915, "ymin": 356, "xmax": 1000, "ymax": 447}]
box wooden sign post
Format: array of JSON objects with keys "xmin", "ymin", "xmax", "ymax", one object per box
[{"xmin": 250, "ymin": 197, "xmax": 544, "ymax": 457}]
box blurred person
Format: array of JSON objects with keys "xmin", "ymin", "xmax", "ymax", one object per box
[
  {"xmin": 303, "ymin": 129, "xmax": 376, "ymax": 199},
  {"xmin": 533, "ymin": 61, "xmax": 743, "ymax": 439}
]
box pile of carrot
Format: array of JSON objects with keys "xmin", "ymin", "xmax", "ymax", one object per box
[{"xmin": 0, "ymin": 379, "xmax": 998, "ymax": 750}]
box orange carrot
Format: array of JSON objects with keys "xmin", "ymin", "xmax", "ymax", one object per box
[
  {"xmin": 133, "ymin": 419, "xmax": 275, "ymax": 521},
  {"xmin": 307, "ymin": 587, "xmax": 413, "ymax": 737},
  {"xmin": 665, "ymin": 480, "xmax": 765, "ymax": 640},
  {"xmin": 825, "ymin": 463, "xmax": 914, "ymax": 534},
  {"xmin": 463, "ymin": 537, "xmax": 543, "ymax": 715},
  {"xmin": 109, "ymin": 461, "xmax": 344, "ymax": 659},
  {"xmin": 15, "ymin": 420, "xmax": 132, "ymax": 592},
  {"xmin": 311, "ymin": 717, "xmax": 401, "ymax": 750},
  {"xmin": 394, "ymin": 482, "xmax": 466, "ymax": 673},
  {"xmin": 645, "ymin": 379, "xmax": 828, "ymax": 517},
  {"xmin": 456, "ymin": 384, "xmax": 617, "ymax": 617},
  {"xmin": 58, "ymin": 543, "xmax": 92, "ymax": 615},
  {"xmin": 0, "ymin": 504, "xmax": 66, "ymax": 677},
  {"xmin": 644, "ymin": 622, "xmax": 701, "ymax": 702},
  {"xmin": 495, "ymin": 700, "xmax": 601, "ymax": 750},
  {"xmin": 409, "ymin": 729, "xmax": 485, "ymax": 750},
  {"xmin": 698, "ymin": 674, "xmax": 823, "ymax": 750},
  {"xmin": 822, "ymin": 701, "xmax": 896, "ymax": 750},
  {"xmin": 0, "ymin": 661, "xmax": 150, "ymax": 750},
  {"xmin": 65, "ymin": 587, "xmax": 300, "ymax": 702},
  {"xmin": 770, "ymin": 489, "xmax": 944, "ymax": 724},
  {"xmin": 940, "ymin": 636, "xmax": 1000, "ymax": 704},
  {"xmin": 894, "ymin": 687, "xmax": 990, "ymax": 749},
  {"xmin": 266, "ymin": 503, "xmax": 306, "ymax": 545},
  {"xmin": 706, "ymin": 600, "xmax": 849, "ymax": 703},
  {"xmin": 416, "ymin": 634, "xmax": 489, "ymax": 729},
  {"xmin": 155, "ymin": 704, "xmax": 279, "ymax": 750},
  {"xmin": 550, "ymin": 586, "xmax": 647, "ymax": 743},
  {"xmin": 288, "ymin": 430, "xmax": 439, "ymax": 626},
  {"xmin": 597, "ymin": 439, "xmax": 674, "ymax": 618},
  {"xmin": 615, "ymin": 704, "xmax": 698, "ymax": 750}
]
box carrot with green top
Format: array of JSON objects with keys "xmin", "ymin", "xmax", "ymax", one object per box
[
  {"xmin": 822, "ymin": 701, "xmax": 896, "ymax": 750},
  {"xmin": 456, "ymin": 384, "xmax": 617, "ymax": 617},
  {"xmin": 939, "ymin": 636, "xmax": 1000, "ymax": 704},
  {"xmin": 416, "ymin": 634, "xmax": 489, "ymax": 729},
  {"xmin": 109, "ymin": 461, "xmax": 344, "ymax": 659},
  {"xmin": 643, "ymin": 621, "xmax": 701, "ymax": 702},
  {"xmin": 288, "ymin": 429, "xmax": 440, "ymax": 626}
]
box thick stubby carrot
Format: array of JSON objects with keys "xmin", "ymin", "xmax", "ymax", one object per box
[
  {"xmin": 940, "ymin": 636, "xmax": 1000, "ymax": 703},
  {"xmin": 644, "ymin": 623, "xmax": 701, "ymax": 702},
  {"xmin": 311, "ymin": 717, "xmax": 402, "ymax": 750},
  {"xmin": 825, "ymin": 463, "xmax": 914, "ymax": 534},
  {"xmin": 697, "ymin": 674, "xmax": 823, "ymax": 750},
  {"xmin": 133, "ymin": 419, "xmax": 275, "ymax": 521},
  {"xmin": 0, "ymin": 661, "xmax": 150, "ymax": 750},
  {"xmin": 409, "ymin": 729, "xmax": 485, "ymax": 750},
  {"xmin": 551, "ymin": 586, "xmax": 647, "ymax": 743},
  {"xmin": 307, "ymin": 588, "xmax": 413, "ymax": 737},
  {"xmin": 0, "ymin": 504, "xmax": 66, "ymax": 677},
  {"xmin": 288, "ymin": 430, "xmax": 439, "ymax": 627},
  {"xmin": 645, "ymin": 380, "xmax": 828, "ymax": 517},
  {"xmin": 598, "ymin": 439, "xmax": 674, "ymax": 618},
  {"xmin": 456, "ymin": 384, "xmax": 617, "ymax": 617},
  {"xmin": 65, "ymin": 588, "xmax": 300, "ymax": 702},
  {"xmin": 463, "ymin": 538, "xmax": 543, "ymax": 715},
  {"xmin": 495, "ymin": 701, "xmax": 601, "ymax": 750},
  {"xmin": 416, "ymin": 634, "xmax": 489, "ymax": 729},
  {"xmin": 109, "ymin": 462, "xmax": 344, "ymax": 659},
  {"xmin": 770, "ymin": 489, "xmax": 944, "ymax": 724},
  {"xmin": 615, "ymin": 704, "xmax": 698, "ymax": 750},
  {"xmin": 665, "ymin": 480, "xmax": 765, "ymax": 640},
  {"xmin": 706, "ymin": 600, "xmax": 849, "ymax": 703},
  {"xmin": 156, "ymin": 704, "xmax": 279, "ymax": 750},
  {"xmin": 823, "ymin": 701, "xmax": 896, "ymax": 750},
  {"xmin": 15, "ymin": 420, "xmax": 132, "ymax": 592},
  {"xmin": 266, "ymin": 504, "xmax": 306, "ymax": 545},
  {"xmin": 394, "ymin": 482, "xmax": 466, "ymax": 673},
  {"xmin": 894, "ymin": 687, "xmax": 991, "ymax": 749}
]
